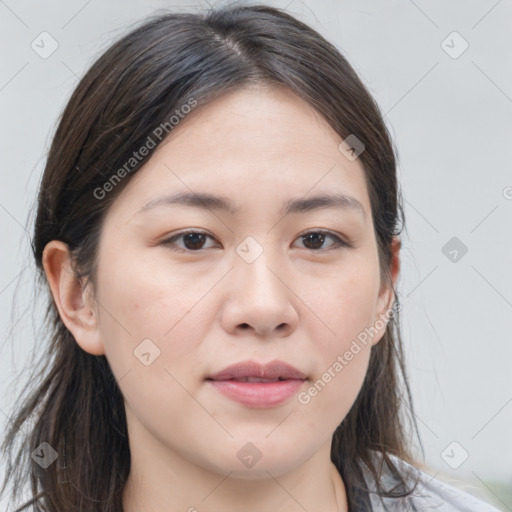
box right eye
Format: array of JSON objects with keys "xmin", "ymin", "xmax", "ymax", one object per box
[{"xmin": 161, "ymin": 230, "xmax": 219, "ymax": 252}]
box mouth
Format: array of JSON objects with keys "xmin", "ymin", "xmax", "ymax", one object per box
[
  {"xmin": 217, "ymin": 377, "xmax": 290, "ymax": 383},
  {"xmin": 206, "ymin": 360, "xmax": 307, "ymax": 381},
  {"xmin": 206, "ymin": 360, "xmax": 307, "ymax": 408}
]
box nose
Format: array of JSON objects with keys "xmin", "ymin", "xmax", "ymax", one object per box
[{"xmin": 220, "ymin": 247, "xmax": 299, "ymax": 338}]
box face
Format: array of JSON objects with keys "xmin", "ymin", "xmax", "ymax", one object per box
[{"xmin": 85, "ymin": 85, "xmax": 395, "ymax": 479}]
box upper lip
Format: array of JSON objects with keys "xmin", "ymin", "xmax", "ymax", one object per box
[{"xmin": 207, "ymin": 360, "xmax": 307, "ymax": 381}]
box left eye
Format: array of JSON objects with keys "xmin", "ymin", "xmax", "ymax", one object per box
[
  {"xmin": 296, "ymin": 231, "xmax": 348, "ymax": 251},
  {"xmin": 161, "ymin": 230, "xmax": 349, "ymax": 252}
]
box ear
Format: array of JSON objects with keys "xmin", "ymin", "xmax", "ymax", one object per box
[
  {"xmin": 371, "ymin": 236, "xmax": 401, "ymax": 347},
  {"xmin": 42, "ymin": 240, "xmax": 105, "ymax": 356}
]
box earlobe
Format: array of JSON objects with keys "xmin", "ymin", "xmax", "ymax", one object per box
[{"xmin": 42, "ymin": 240, "xmax": 105, "ymax": 356}]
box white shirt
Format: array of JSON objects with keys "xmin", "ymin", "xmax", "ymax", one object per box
[{"xmin": 349, "ymin": 451, "xmax": 503, "ymax": 511}]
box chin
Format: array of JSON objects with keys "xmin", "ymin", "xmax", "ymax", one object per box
[
  {"xmin": 200, "ymin": 443, "xmax": 313, "ymax": 480},
  {"xmin": 219, "ymin": 460, "xmax": 302, "ymax": 481}
]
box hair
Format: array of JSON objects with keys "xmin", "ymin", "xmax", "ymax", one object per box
[{"xmin": 1, "ymin": 2, "xmax": 425, "ymax": 511}]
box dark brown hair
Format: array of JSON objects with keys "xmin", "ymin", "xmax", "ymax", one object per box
[{"xmin": 1, "ymin": 3, "xmax": 424, "ymax": 511}]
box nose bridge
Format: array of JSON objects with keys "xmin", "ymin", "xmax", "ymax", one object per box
[{"xmin": 234, "ymin": 235, "xmax": 286, "ymax": 300}]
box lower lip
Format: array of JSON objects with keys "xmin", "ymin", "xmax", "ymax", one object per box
[{"xmin": 208, "ymin": 379, "xmax": 305, "ymax": 408}]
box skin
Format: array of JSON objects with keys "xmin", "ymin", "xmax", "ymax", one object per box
[{"xmin": 43, "ymin": 85, "xmax": 400, "ymax": 512}]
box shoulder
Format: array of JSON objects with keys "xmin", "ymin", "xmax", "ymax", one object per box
[{"xmin": 359, "ymin": 451, "xmax": 503, "ymax": 512}]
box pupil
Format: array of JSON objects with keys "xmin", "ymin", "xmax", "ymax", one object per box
[
  {"xmin": 184, "ymin": 233, "xmax": 205, "ymax": 250},
  {"xmin": 304, "ymin": 233, "xmax": 324, "ymax": 249}
]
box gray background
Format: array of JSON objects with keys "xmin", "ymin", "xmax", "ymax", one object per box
[{"xmin": 1, "ymin": 0, "xmax": 511, "ymax": 510}]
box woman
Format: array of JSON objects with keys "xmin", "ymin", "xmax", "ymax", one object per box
[{"xmin": 0, "ymin": 3, "xmax": 502, "ymax": 511}]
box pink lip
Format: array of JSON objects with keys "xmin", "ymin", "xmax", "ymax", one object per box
[{"xmin": 206, "ymin": 360, "xmax": 307, "ymax": 408}]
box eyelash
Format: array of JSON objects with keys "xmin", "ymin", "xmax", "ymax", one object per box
[{"xmin": 161, "ymin": 229, "xmax": 351, "ymax": 253}]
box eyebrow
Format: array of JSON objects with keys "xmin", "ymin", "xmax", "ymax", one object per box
[{"xmin": 137, "ymin": 191, "xmax": 366, "ymax": 219}]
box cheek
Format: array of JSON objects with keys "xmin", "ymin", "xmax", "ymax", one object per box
[
  {"xmin": 298, "ymin": 328, "xmax": 373, "ymax": 436},
  {"xmin": 94, "ymin": 257, "xmax": 216, "ymax": 449},
  {"xmin": 303, "ymin": 255, "xmax": 381, "ymax": 353},
  {"xmin": 94, "ymin": 250, "xmax": 214, "ymax": 386},
  {"xmin": 297, "ymin": 258, "xmax": 379, "ymax": 421}
]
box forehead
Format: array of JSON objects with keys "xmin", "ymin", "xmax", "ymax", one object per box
[
  {"xmin": 167, "ymin": 85, "xmax": 341, "ymax": 156},
  {"xmin": 106, "ymin": 85, "xmax": 371, "ymax": 221}
]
